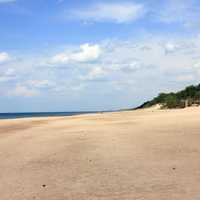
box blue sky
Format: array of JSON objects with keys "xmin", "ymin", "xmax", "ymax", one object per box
[{"xmin": 1, "ymin": 0, "xmax": 200, "ymax": 112}]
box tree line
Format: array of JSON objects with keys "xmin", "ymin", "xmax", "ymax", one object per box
[{"xmin": 137, "ymin": 84, "xmax": 200, "ymax": 109}]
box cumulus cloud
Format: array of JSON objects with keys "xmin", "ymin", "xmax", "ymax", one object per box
[
  {"xmin": 70, "ymin": 37, "xmax": 200, "ymax": 85},
  {"xmin": 0, "ymin": 52, "xmax": 10, "ymax": 64},
  {"xmin": 51, "ymin": 43, "xmax": 101, "ymax": 64},
  {"xmin": 70, "ymin": 2, "xmax": 145, "ymax": 23},
  {"xmin": 3, "ymin": 36, "xmax": 200, "ymax": 102}
]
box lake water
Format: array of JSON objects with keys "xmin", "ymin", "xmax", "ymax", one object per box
[{"xmin": 0, "ymin": 112, "xmax": 95, "ymax": 120}]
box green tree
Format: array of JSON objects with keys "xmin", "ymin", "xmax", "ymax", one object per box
[
  {"xmin": 137, "ymin": 83, "xmax": 200, "ymax": 109},
  {"xmin": 163, "ymin": 95, "xmax": 179, "ymax": 109}
]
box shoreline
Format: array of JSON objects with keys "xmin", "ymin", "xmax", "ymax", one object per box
[
  {"xmin": 0, "ymin": 105, "xmax": 197, "ymax": 121},
  {"xmin": 0, "ymin": 111, "xmax": 100, "ymax": 120}
]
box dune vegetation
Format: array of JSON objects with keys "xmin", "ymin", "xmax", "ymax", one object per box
[{"xmin": 137, "ymin": 84, "xmax": 200, "ymax": 109}]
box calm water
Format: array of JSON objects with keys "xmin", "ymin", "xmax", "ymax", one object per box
[{"xmin": 0, "ymin": 112, "xmax": 96, "ymax": 120}]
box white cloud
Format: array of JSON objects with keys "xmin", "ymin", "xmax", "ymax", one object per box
[
  {"xmin": 192, "ymin": 62, "xmax": 200, "ymax": 75},
  {"xmin": 71, "ymin": 44, "xmax": 101, "ymax": 62},
  {"xmin": 164, "ymin": 43, "xmax": 178, "ymax": 54},
  {"xmin": 0, "ymin": 68, "xmax": 16, "ymax": 82},
  {"xmin": 70, "ymin": 2, "xmax": 145, "ymax": 23},
  {"xmin": 9, "ymin": 85, "xmax": 39, "ymax": 97},
  {"xmin": 0, "ymin": 52, "xmax": 10, "ymax": 64},
  {"xmin": 51, "ymin": 43, "xmax": 101, "ymax": 64},
  {"xmin": 193, "ymin": 62, "xmax": 200, "ymax": 69},
  {"xmin": 27, "ymin": 80, "xmax": 55, "ymax": 89},
  {"xmin": 81, "ymin": 67, "xmax": 107, "ymax": 81},
  {"xmin": 5, "ymin": 80, "xmax": 55, "ymax": 97},
  {"xmin": 51, "ymin": 53, "xmax": 69, "ymax": 64},
  {"xmin": 4, "ymin": 68, "xmax": 15, "ymax": 76},
  {"xmin": 3, "ymin": 36, "xmax": 200, "ymax": 103},
  {"xmin": 120, "ymin": 60, "xmax": 143, "ymax": 72}
]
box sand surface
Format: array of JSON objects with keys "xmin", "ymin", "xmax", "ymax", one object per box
[{"xmin": 1, "ymin": 108, "xmax": 200, "ymax": 199}]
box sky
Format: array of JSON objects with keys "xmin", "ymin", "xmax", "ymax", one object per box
[{"xmin": 1, "ymin": 0, "xmax": 200, "ymax": 112}]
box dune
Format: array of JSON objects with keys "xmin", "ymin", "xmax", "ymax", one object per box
[{"xmin": 0, "ymin": 107, "xmax": 200, "ymax": 199}]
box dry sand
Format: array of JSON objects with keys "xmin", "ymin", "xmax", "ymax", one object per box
[{"xmin": 1, "ymin": 107, "xmax": 200, "ymax": 199}]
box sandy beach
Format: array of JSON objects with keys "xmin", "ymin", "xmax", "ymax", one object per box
[{"xmin": 1, "ymin": 107, "xmax": 200, "ymax": 200}]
